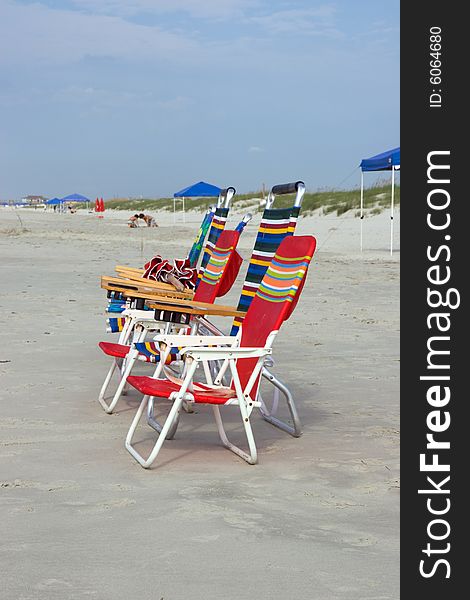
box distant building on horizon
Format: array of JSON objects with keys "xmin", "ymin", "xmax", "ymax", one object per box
[{"xmin": 21, "ymin": 195, "xmax": 48, "ymax": 205}]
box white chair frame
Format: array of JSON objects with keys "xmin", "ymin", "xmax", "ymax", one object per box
[{"xmin": 125, "ymin": 331, "xmax": 277, "ymax": 469}]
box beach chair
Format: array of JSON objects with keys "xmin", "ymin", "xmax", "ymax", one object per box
[
  {"xmin": 194, "ymin": 190, "xmax": 233, "ymax": 283},
  {"xmin": 99, "ymin": 205, "xmax": 251, "ymax": 362},
  {"xmin": 186, "ymin": 207, "xmax": 214, "ymax": 267},
  {"xmin": 109, "ymin": 181, "xmax": 307, "ymax": 435},
  {"xmin": 118, "ymin": 181, "xmax": 304, "ymax": 334},
  {"xmin": 103, "ymin": 186, "xmax": 236, "ymax": 320},
  {"xmin": 178, "ymin": 185, "xmax": 236, "ymax": 275},
  {"xmin": 98, "ymin": 227, "xmax": 245, "ymax": 413},
  {"xmin": 124, "ymin": 234, "xmax": 316, "ymax": 468},
  {"xmin": 197, "ymin": 181, "xmax": 306, "ymax": 437}
]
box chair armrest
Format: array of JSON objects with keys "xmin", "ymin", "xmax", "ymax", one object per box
[
  {"xmin": 152, "ymin": 334, "xmax": 237, "ymax": 347},
  {"xmin": 182, "ymin": 346, "xmax": 272, "ymax": 360}
]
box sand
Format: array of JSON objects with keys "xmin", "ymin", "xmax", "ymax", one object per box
[{"xmin": 0, "ymin": 206, "xmax": 399, "ymax": 600}]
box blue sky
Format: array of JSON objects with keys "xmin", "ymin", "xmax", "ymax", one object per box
[{"xmin": 0, "ymin": 0, "xmax": 399, "ymax": 199}]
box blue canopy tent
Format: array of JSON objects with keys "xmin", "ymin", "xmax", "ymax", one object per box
[
  {"xmin": 360, "ymin": 147, "xmax": 400, "ymax": 255},
  {"xmin": 360, "ymin": 147, "xmax": 400, "ymax": 172},
  {"xmin": 173, "ymin": 181, "xmax": 221, "ymax": 223},
  {"xmin": 61, "ymin": 193, "xmax": 91, "ymax": 212},
  {"xmin": 45, "ymin": 197, "xmax": 62, "ymax": 205},
  {"xmin": 61, "ymin": 193, "xmax": 90, "ymax": 202}
]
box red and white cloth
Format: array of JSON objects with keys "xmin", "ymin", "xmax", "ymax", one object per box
[{"xmin": 143, "ymin": 256, "xmax": 198, "ymax": 290}]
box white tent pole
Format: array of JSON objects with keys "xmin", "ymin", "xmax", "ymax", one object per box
[
  {"xmin": 183, "ymin": 197, "xmax": 185, "ymax": 224},
  {"xmin": 360, "ymin": 171, "xmax": 364, "ymax": 252},
  {"xmin": 390, "ymin": 168, "xmax": 395, "ymax": 256},
  {"xmin": 173, "ymin": 197, "xmax": 176, "ymax": 224}
]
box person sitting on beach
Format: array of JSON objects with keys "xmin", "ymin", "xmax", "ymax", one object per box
[
  {"xmin": 127, "ymin": 213, "xmax": 158, "ymax": 228},
  {"xmin": 139, "ymin": 213, "xmax": 158, "ymax": 227},
  {"xmin": 128, "ymin": 214, "xmax": 140, "ymax": 228}
]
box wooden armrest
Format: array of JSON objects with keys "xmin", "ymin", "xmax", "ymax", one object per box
[
  {"xmin": 115, "ymin": 265, "xmax": 145, "ymax": 276},
  {"xmin": 146, "ymin": 297, "xmax": 245, "ymax": 318},
  {"xmin": 103, "ymin": 282, "xmax": 244, "ymax": 318},
  {"xmin": 101, "ymin": 275, "xmax": 194, "ymax": 300}
]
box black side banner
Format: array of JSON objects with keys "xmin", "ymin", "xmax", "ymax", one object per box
[{"xmin": 401, "ymin": 3, "xmax": 465, "ymax": 597}]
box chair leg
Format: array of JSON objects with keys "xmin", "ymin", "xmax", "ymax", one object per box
[
  {"xmin": 98, "ymin": 327, "xmax": 148, "ymax": 414},
  {"xmin": 98, "ymin": 360, "xmax": 118, "ymax": 407},
  {"xmin": 98, "ymin": 350, "xmax": 139, "ymax": 414},
  {"xmin": 126, "ymin": 394, "xmax": 184, "ymax": 468},
  {"xmin": 109, "ymin": 351, "xmax": 141, "ymax": 414},
  {"xmin": 118, "ymin": 356, "xmax": 130, "ymax": 396},
  {"xmin": 125, "ymin": 360, "xmax": 198, "ymax": 468},
  {"xmin": 147, "ymin": 396, "xmax": 180, "ymax": 440},
  {"xmin": 212, "ymin": 359, "xmax": 257, "ymax": 464},
  {"xmin": 259, "ymin": 367, "xmax": 303, "ymax": 437},
  {"xmin": 212, "ymin": 406, "xmax": 257, "ymax": 464}
]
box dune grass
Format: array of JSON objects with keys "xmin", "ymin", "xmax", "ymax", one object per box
[{"xmin": 86, "ymin": 183, "xmax": 400, "ymax": 217}]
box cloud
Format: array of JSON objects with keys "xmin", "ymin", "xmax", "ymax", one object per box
[
  {"xmin": 155, "ymin": 96, "xmax": 192, "ymax": 110},
  {"xmin": 249, "ymin": 5, "xmax": 340, "ymax": 36},
  {"xmin": 0, "ymin": 1, "xmax": 344, "ymax": 73},
  {"xmin": 70, "ymin": 0, "xmax": 255, "ymax": 20},
  {"xmin": 50, "ymin": 85, "xmax": 191, "ymax": 111},
  {"xmin": 0, "ymin": 0, "xmax": 202, "ymax": 66}
]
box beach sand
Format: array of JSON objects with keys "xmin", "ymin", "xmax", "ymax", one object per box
[{"xmin": 0, "ymin": 207, "xmax": 399, "ymax": 600}]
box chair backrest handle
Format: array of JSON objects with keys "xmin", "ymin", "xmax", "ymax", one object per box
[
  {"xmin": 271, "ymin": 181, "xmax": 304, "ymax": 196},
  {"xmin": 267, "ymin": 181, "xmax": 305, "ymax": 208},
  {"xmin": 218, "ymin": 186, "xmax": 236, "ymax": 208}
]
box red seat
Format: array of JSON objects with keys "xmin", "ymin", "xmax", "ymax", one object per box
[
  {"xmin": 127, "ymin": 376, "xmax": 236, "ymax": 405},
  {"xmin": 98, "ymin": 341, "xmax": 130, "ymax": 359}
]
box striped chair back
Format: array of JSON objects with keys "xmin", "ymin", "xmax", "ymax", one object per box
[
  {"xmin": 233, "ymin": 235, "xmax": 316, "ymax": 394},
  {"xmin": 196, "ymin": 186, "xmax": 235, "ymax": 280},
  {"xmin": 106, "ymin": 317, "xmax": 126, "ymax": 333},
  {"xmin": 194, "ymin": 229, "xmax": 241, "ymax": 303},
  {"xmin": 230, "ymin": 203, "xmax": 301, "ymax": 335},
  {"xmin": 133, "ymin": 342, "xmax": 180, "ymax": 364},
  {"xmin": 187, "ymin": 208, "xmax": 214, "ymax": 267},
  {"xmin": 197, "ymin": 206, "xmax": 230, "ymax": 280}
]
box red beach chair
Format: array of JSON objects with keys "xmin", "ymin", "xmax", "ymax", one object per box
[
  {"xmin": 97, "ymin": 228, "xmax": 245, "ymax": 413},
  {"xmin": 124, "ymin": 234, "xmax": 316, "ymax": 468},
  {"xmin": 196, "ymin": 181, "xmax": 307, "ymax": 437}
]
